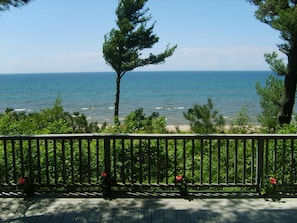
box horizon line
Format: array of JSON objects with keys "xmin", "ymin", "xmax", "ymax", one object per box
[{"xmin": 0, "ymin": 70, "xmax": 272, "ymax": 75}]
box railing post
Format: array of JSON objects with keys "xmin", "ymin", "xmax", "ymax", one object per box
[
  {"xmin": 104, "ymin": 138, "xmax": 111, "ymax": 177},
  {"xmin": 257, "ymin": 138, "xmax": 264, "ymax": 193}
]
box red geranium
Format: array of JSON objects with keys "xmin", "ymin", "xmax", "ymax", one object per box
[
  {"xmin": 269, "ymin": 177, "xmax": 277, "ymax": 185},
  {"xmin": 18, "ymin": 177, "xmax": 26, "ymax": 185},
  {"xmin": 101, "ymin": 172, "xmax": 108, "ymax": 178},
  {"xmin": 175, "ymin": 175, "xmax": 183, "ymax": 181}
]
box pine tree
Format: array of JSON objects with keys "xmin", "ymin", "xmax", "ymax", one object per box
[
  {"xmin": 103, "ymin": 0, "xmax": 177, "ymax": 124},
  {"xmin": 248, "ymin": 0, "xmax": 297, "ymax": 124}
]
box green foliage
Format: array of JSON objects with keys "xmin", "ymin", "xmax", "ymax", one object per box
[
  {"xmin": 0, "ymin": 97, "xmax": 100, "ymax": 135},
  {"xmin": 103, "ymin": 0, "xmax": 177, "ymax": 75},
  {"xmin": 229, "ymin": 107, "xmax": 254, "ymax": 134},
  {"xmin": 183, "ymin": 98, "xmax": 225, "ymax": 133},
  {"xmin": 264, "ymin": 52, "xmax": 287, "ymax": 76},
  {"xmin": 255, "ymin": 74, "xmax": 284, "ymax": 132},
  {"xmin": 248, "ymin": 0, "xmax": 297, "ymax": 125},
  {"xmin": 0, "ymin": 0, "xmax": 31, "ymax": 11},
  {"xmin": 2, "ymin": 127, "xmax": 297, "ymax": 192},
  {"xmin": 2, "ymin": 99, "xmax": 297, "ymax": 193},
  {"xmin": 260, "ymin": 135, "xmax": 297, "ymax": 194},
  {"xmin": 248, "ymin": 0, "xmax": 297, "ymax": 43},
  {"xmin": 106, "ymin": 108, "xmax": 167, "ymax": 133},
  {"xmin": 0, "ymin": 99, "xmax": 167, "ymax": 135},
  {"xmin": 276, "ymin": 118, "xmax": 297, "ymax": 133},
  {"xmin": 103, "ymin": 0, "xmax": 177, "ymax": 122},
  {"xmin": 123, "ymin": 108, "xmax": 166, "ymax": 133}
]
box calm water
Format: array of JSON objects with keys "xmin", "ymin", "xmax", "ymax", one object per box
[{"xmin": 0, "ymin": 71, "xmax": 277, "ymax": 125}]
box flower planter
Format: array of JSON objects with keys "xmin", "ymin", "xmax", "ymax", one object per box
[
  {"xmin": 101, "ymin": 172, "xmax": 113, "ymax": 198},
  {"xmin": 18, "ymin": 177, "xmax": 35, "ymax": 200},
  {"xmin": 102, "ymin": 183, "xmax": 111, "ymax": 198},
  {"xmin": 175, "ymin": 175, "xmax": 188, "ymax": 198},
  {"xmin": 179, "ymin": 186, "xmax": 188, "ymax": 197},
  {"xmin": 24, "ymin": 187, "xmax": 35, "ymax": 198},
  {"xmin": 260, "ymin": 176, "xmax": 281, "ymax": 202}
]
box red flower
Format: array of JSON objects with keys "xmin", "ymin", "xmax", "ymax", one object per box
[
  {"xmin": 101, "ymin": 172, "xmax": 108, "ymax": 178},
  {"xmin": 269, "ymin": 177, "xmax": 277, "ymax": 185},
  {"xmin": 18, "ymin": 177, "xmax": 26, "ymax": 185},
  {"xmin": 176, "ymin": 175, "xmax": 183, "ymax": 181}
]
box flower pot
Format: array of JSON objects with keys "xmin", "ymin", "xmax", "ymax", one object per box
[
  {"xmin": 24, "ymin": 188, "xmax": 34, "ymax": 196},
  {"xmin": 102, "ymin": 184, "xmax": 111, "ymax": 198},
  {"xmin": 262, "ymin": 191, "xmax": 281, "ymax": 202},
  {"xmin": 179, "ymin": 187, "xmax": 188, "ymax": 197},
  {"xmin": 19, "ymin": 177, "xmax": 35, "ymax": 200}
]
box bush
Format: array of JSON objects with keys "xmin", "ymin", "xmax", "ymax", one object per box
[
  {"xmin": 256, "ymin": 74, "xmax": 284, "ymax": 133},
  {"xmin": 229, "ymin": 107, "xmax": 254, "ymax": 134},
  {"xmin": 120, "ymin": 108, "xmax": 167, "ymax": 133},
  {"xmin": 183, "ymin": 98, "xmax": 225, "ymax": 133},
  {"xmin": 0, "ymin": 97, "xmax": 100, "ymax": 135}
]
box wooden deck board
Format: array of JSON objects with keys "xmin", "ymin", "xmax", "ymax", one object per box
[
  {"xmin": 138, "ymin": 209, "xmax": 152, "ymax": 223},
  {"xmin": 126, "ymin": 210, "xmax": 140, "ymax": 223},
  {"xmin": 1, "ymin": 197, "xmax": 297, "ymax": 223},
  {"xmin": 151, "ymin": 209, "xmax": 164, "ymax": 223},
  {"xmin": 164, "ymin": 209, "xmax": 177, "ymax": 223},
  {"xmin": 188, "ymin": 210, "xmax": 204, "ymax": 223},
  {"xmin": 87, "ymin": 208, "xmax": 102, "ymax": 223}
]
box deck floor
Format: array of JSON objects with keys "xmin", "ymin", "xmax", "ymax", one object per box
[{"xmin": 1, "ymin": 192, "xmax": 297, "ymax": 223}]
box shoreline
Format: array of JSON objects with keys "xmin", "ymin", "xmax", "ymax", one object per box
[
  {"xmin": 165, "ymin": 124, "xmax": 262, "ymax": 133},
  {"xmin": 166, "ymin": 125, "xmax": 191, "ymax": 132},
  {"xmin": 99, "ymin": 124, "xmax": 262, "ymax": 133}
]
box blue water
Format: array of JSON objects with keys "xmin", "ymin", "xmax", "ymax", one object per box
[{"xmin": 0, "ymin": 71, "xmax": 277, "ymax": 125}]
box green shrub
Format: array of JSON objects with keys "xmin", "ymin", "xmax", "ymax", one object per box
[
  {"xmin": 256, "ymin": 74, "xmax": 284, "ymax": 132},
  {"xmin": 0, "ymin": 97, "xmax": 100, "ymax": 135},
  {"xmin": 120, "ymin": 108, "xmax": 167, "ymax": 133},
  {"xmin": 229, "ymin": 107, "xmax": 255, "ymax": 134},
  {"xmin": 183, "ymin": 98, "xmax": 225, "ymax": 133}
]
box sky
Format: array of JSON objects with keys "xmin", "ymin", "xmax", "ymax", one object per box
[{"xmin": 0, "ymin": 0, "xmax": 284, "ymax": 74}]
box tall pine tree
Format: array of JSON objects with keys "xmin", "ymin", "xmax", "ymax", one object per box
[
  {"xmin": 103, "ymin": 0, "xmax": 176, "ymax": 124},
  {"xmin": 248, "ymin": 0, "xmax": 297, "ymax": 124}
]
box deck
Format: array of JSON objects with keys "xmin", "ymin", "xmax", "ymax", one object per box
[{"xmin": 1, "ymin": 193, "xmax": 297, "ymax": 223}]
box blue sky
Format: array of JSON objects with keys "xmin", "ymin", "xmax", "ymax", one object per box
[{"xmin": 0, "ymin": 0, "xmax": 283, "ymax": 74}]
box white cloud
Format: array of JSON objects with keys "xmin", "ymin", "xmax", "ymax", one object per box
[
  {"xmin": 0, "ymin": 46, "xmax": 282, "ymax": 74},
  {"xmin": 0, "ymin": 52, "xmax": 111, "ymax": 74},
  {"xmin": 141, "ymin": 46, "xmax": 278, "ymax": 71}
]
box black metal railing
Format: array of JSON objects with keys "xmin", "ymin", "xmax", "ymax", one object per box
[{"xmin": 0, "ymin": 134, "xmax": 296, "ymax": 192}]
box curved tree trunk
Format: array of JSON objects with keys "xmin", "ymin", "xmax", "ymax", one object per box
[{"xmin": 278, "ymin": 43, "xmax": 297, "ymax": 125}]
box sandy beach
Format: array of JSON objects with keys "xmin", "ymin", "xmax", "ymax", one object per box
[
  {"xmin": 165, "ymin": 124, "xmax": 261, "ymax": 133},
  {"xmin": 166, "ymin": 125, "xmax": 191, "ymax": 132}
]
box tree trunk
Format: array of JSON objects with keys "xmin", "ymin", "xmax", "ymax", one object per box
[
  {"xmin": 114, "ymin": 73, "xmax": 121, "ymax": 125},
  {"xmin": 278, "ymin": 44, "xmax": 297, "ymax": 125}
]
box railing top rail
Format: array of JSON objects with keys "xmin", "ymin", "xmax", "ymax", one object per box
[{"xmin": 1, "ymin": 133, "xmax": 297, "ymax": 140}]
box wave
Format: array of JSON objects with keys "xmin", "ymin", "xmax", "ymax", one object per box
[
  {"xmin": 81, "ymin": 107, "xmax": 96, "ymax": 111},
  {"xmin": 154, "ymin": 106, "xmax": 185, "ymax": 110},
  {"xmin": 175, "ymin": 106, "xmax": 185, "ymax": 110},
  {"xmin": 13, "ymin": 108, "xmax": 26, "ymax": 112}
]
